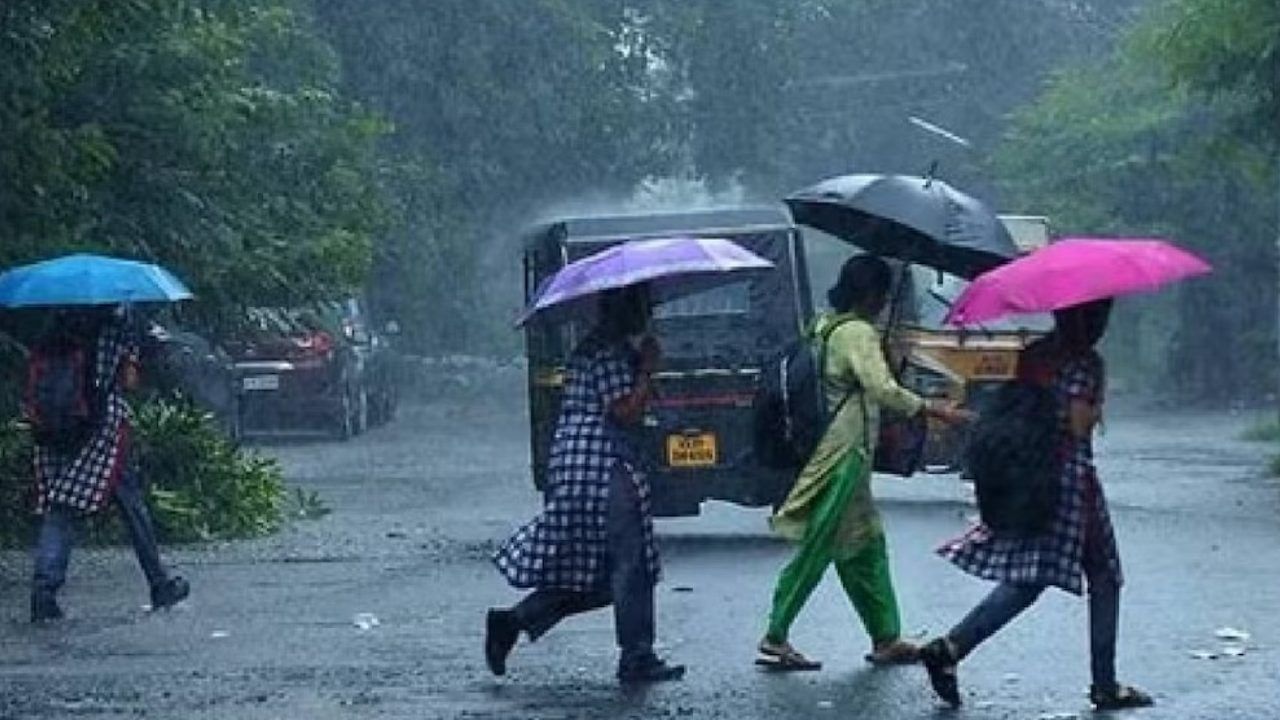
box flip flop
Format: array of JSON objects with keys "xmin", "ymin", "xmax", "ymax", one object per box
[
  {"xmin": 755, "ymin": 641, "xmax": 822, "ymax": 672},
  {"xmin": 865, "ymin": 639, "xmax": 921, "ymax": 666}
]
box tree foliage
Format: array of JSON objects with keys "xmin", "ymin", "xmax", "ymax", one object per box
[
  {"xmin": 992, "ymin": 1, "xmax": 1279, "ymax": 401},
  {"xmin": 0, "ymin": 0, "xmax": 386, "ymax": 328},
  {"xmin": 1147, "ymin": 0, "xmax": 1280, "ymax": 150}
]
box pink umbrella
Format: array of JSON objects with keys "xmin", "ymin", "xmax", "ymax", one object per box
[{"xmin": 945, "ymin": 237, "xmax": 1213, "ymax": 326}]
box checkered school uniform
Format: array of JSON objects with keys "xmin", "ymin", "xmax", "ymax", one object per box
[
  {"xmin": 938, "ymin": 351, "xmax": 1122, "ymax": 595},
  {"xmin": 33, "ymin": 323, "xmax": 133, "ymax": 514},
  {"xmin": 494, "ymin": 336, "xmax": 661, "ymax": 592}
]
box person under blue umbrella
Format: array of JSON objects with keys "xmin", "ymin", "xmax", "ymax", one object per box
[{"xmin": 27, "ymin": 306, "xmax": 189, "ymax": 621}]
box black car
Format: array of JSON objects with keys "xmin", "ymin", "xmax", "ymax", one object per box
[{"xmin": 225, "ymin": 301, "xmax": 398, "ymax": 440}]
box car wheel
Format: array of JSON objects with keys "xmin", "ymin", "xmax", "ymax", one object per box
[
  {"xmin": 333, "ymin": 390, "xmax": 354, "ymax": 441},
  {"xmin": 353, "ymin": 388, "xmax": 369, "ymax": 435},
  {"xmin": 228, "ymin": 395, "xmax": 245, "ymax": 444}
]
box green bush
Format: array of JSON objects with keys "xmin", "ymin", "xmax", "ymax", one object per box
[
  {"xmin": 1242, "ymin": 419, "xmax": 1280, "ymax": 443},
  {"xmin": 0, "ymin": 418, "xmax": 36, "ymax": 548},
  {"xmin": 0, "ymin": 400, "xmax": 286, "ymax": 547},
  {"xmin": 133, "ymin": 400, "xmax": 286, "ymax": 542}
]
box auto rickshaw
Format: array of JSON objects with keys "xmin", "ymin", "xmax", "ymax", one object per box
[
  {"xmin": 522, "ymin": 207, "xmax": 812, "ymax": 517},
  {"xmin": 885, "ymin": 216, "xmax": 1053, "ymax": 469}
]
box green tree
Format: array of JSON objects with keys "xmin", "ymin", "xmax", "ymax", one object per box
[
  {"xmin": 991, "ymin": 7, "xmax": 1278, "ymax": 401},
  {"xmin": 1148, "ymin": 0, "xmax": 1279, "ymax": 150},
  {"xmin": 0, "ymin": 0, "xmax": 386, "ymax": 328},
  {"xmin": 313, "ymin": 0, "xmax": 682, "ymax": 353}
]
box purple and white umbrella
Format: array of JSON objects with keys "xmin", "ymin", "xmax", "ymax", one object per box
[{"xmin": 516, "ymin": 236, "xmax": 774, "ymax": 326}]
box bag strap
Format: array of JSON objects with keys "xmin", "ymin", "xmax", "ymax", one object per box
[{"xmin": 816, "ymin": 316, "xmax": 857, "ymax": 419}]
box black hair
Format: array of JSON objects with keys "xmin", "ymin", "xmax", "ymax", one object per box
[
  {"xmin": 1053, "ymin": 299, "xmax": 1113, "ymax": 352},
  {"xmin": 827, "ymin": 255, "xmax": 893, "ymax": 314},
  {"xmin": 597, "ymin": 284, "xmax": 651, "ymax": 337}
]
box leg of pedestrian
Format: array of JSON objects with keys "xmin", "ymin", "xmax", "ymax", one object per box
[
  {"xmin": 757, "ymin": 539, "xmax": 831, "ymax": 671},
  {"xmin": 485, "ymin": 589, "xmax": 611, "ymax": 677},
  {"xmin": 31, "ymin": 506, "xmax": 75, "ymax": 622},
  {"xmin": 834, "ymin": 535, "xmax": 914, "ymax": 665},
  {"xmin": 921, "ymin": 582, "xmax": 1043, "ymax": 707},
  {"xmin": 759, "ymin": 453, "xmax": 866, "ymax": 671},
  {"xmin": 114, "ymin": 469, "xmax": 187, "ymax": 610},
  {"xmin": 513, "ymin": 589, "xmax": 612, "ymax": 642},
  {"xmin": 609, "ymin": 469, "xmax": 683, "ymax": 683},
  {"xmin": 950, "ymin": 582, "xmax": 1044, "ymax": 654},
  {"xmin": 1083, "ymin": 539, "xmax": 1152, "ymax": 710}
]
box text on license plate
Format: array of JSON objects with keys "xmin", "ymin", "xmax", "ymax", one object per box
[
  {"xmin": 242, "ymin": 375, "xmax": 280, "ymax": 391},
  {"xmin": 973, "ymin": 353, "xmax": 1015, "ymax": 378},
  {"xmin": 666, "ymin": 432, "xmax": 717, "ymax": 468}
]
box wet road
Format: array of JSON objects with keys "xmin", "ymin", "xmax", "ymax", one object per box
[{"xmin": 2, "ymin": 394, "xmax": 1279, "ymax": 719}]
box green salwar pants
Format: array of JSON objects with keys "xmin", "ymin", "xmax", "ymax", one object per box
[{"xmin": 766, "ymin": 452, "xmax": 902, "ymax": 645}]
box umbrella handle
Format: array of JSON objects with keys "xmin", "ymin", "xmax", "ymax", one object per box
[
  {"xmin": 881, "ymin": 264, "xmax": 913, "ymax": 382},
  {"xmin": 922, "ymin": 160, "xmax": 939, "ymax": 188}
]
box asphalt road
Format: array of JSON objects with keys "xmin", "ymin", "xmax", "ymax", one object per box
[{"xmin": 1, "ymin": 395, "xmax": 1278, "ymax": 719}]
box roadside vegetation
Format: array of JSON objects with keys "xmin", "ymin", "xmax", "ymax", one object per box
[
  {"xmin": 0, "ymin": 399, "xmax": 286, "ymax": 549},
  {"xmin": 1240, "ymin": 419, "xmax": 1280, "ymax": 477}
]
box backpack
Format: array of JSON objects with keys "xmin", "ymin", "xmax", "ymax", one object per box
[
  {"xmin": 754, "ymin": 319, "xmax": 853, "ymax": 470},
  {"xmin": 24, "ymin": 336, "xmax": 99, "ymax": 449},
  {"xmin": 964, "ymin": 380, "xmax": 1061, "ymax": 538}
]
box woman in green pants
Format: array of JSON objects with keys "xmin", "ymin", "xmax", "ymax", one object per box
[{"xmin": 758, "ymin": 256, "xmax": 969, "ymax": 670}]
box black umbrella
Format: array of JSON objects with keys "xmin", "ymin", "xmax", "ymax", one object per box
[{"xmin": 785, "ymin": 174, "xmax": 1019, "ymax": 278}]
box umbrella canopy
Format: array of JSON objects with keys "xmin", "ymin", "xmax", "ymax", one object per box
[
  {"xmin": 517, "ymin": 236, "xmax": 774, "ymax": 326},
  {"xmin": 0, "ymin": 253, "xmax": 194, "ymax": 308},
  {"xmin": 944, "ymin": 237, "xmax": 1212, "ymax": 326},
  {"xmin": 785, "ymin": 173, "xmax": 1019, "ymax": 278}
]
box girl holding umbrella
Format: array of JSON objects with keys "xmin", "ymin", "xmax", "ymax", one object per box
[
  {"xmin": 0, "ymin": 254, "xmax": 196, "ymax": 622},
  {"xmin": 919, "ymin": 238, "xmax": 1210, "ymax": 709},
  {"xmin": 485, "ymin": 236, "xmax": 772, "ymax": 683},
  {"xmin": 757, "ymin": 255, "xmax": 972, "ymax": 670}
]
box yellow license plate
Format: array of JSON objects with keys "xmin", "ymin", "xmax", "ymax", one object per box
[
  {"xmin": 666, "ymin": 432, "xmax": 718, "ymax": 468},
  {"xmin": 973, "ymin": 353, "xmax": 1016, "ymax": 379}
]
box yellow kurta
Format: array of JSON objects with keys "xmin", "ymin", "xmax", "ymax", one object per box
[{"xmin": 771, "ymin": 313, "xmax": 925, "ymax": 559}]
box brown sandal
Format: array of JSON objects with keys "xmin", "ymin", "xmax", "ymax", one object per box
[
  {"xmin": 865, "ymin": 639, "xmax": 920, "ymax": 666},
  {"xmin": 755, "ymin": 639, "xmax": 823, "ymax": 672}
]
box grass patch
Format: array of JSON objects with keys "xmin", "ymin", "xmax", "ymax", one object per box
[{"xmin": 1241, "ymin": 419, "xmax": 1280, "ymax": 443}]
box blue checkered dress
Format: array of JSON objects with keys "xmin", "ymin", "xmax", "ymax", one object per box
[
  {"xmin": 938, "ymin": 352, "xmax": 1122, "ymax": 595},
  {"xmin": 494, "ymin": 336, "xmax": 661, "ymax": 592},
  {"xmin": 34, "ymin": 323, "xmax": 133, "ymax": 515}
]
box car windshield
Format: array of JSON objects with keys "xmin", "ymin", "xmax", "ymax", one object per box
[
  {"xmin": 653, "ymin": 281, "xmax": 750, "ymax": 319},
  {"xmin": 907, "ymin": 267, "xmax": 1053, "ymax": 333}
]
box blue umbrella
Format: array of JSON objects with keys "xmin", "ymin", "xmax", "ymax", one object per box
[{"xmin": 0, "ymin": 253, "xmax": 194, "ymax": 307}]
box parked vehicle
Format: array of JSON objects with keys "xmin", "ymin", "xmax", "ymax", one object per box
[
  {"xmin": 524, "ymin": 208, "xmax": 812, "ymax": 517},
  {"xmin": 333, "ymin": 300, "xmax": 400, "ymax": 427},
  {"xmin": 226, "ymin": 301, "xmax": 392, "ymax": 440},
  {"xmin": 884, "ymin": 216, "xmax": 1053, "ymax": 470}
]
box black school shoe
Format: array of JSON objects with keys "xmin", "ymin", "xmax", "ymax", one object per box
[
  {"xmin": 617, "ymin": 655, "xmax": 686, "ymax": 684},
  {"xmin": 30, "ymin": 593, "xmax": 64, "ymax": 623},
  {"xmin": 485, "ymin": 609, "xmax": 520, "ymax": 676},
  {"xmin": 1091, "ymin": 683, "xmax": 1154, "ymax": 710},
  {"xmin": 150, "ymin": 576, "xmax": 190, "ymax": 611}
]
